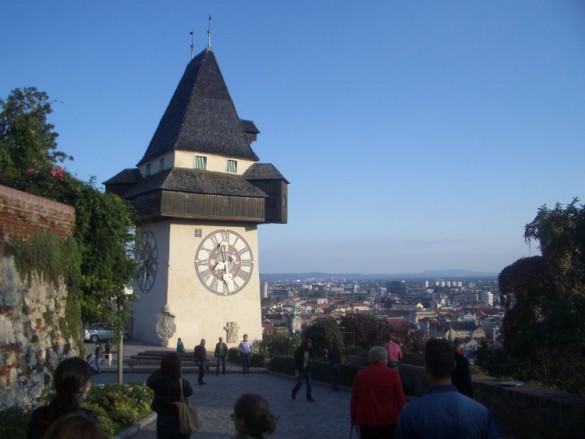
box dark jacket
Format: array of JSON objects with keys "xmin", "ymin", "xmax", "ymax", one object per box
[
  {"xmin": 294, "ymin": 345, "xmax": 314, "ymax": 372},
  {"xmin": 26, "ymin": 406, "xmax": 98, "ymax": 439},
  {"xmin": 452, "ymin": 350, "xmax": 474, "ymax": 398},
  {"xmin": 146, "ymin": 371, "xmax": 193, "ymax": 417},
  {"xmin": 194, "ymin": 344, "xmax": 207, "ymax": 364}
]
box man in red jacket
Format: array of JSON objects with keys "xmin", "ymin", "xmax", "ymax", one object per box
[{"xmin": 351, "ymin": 346, "xmax": 406, "ymax": 439}]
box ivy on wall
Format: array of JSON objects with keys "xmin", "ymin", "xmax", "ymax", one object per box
[{"xmin": 8, "ymin": 232, "xmax": 83, "ymax": 346}]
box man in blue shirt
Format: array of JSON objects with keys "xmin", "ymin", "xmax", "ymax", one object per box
[{"xmin": 395, "ymin": 338, "xmax": 501, "ymax": 439}]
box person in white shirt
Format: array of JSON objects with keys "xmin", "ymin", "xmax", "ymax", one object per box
[{"xmin": 238, "ymin": 334, "xmax": 252, "ymax": 374}]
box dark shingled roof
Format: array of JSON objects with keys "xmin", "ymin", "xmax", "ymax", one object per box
[
  {"xmin": 138, "ymin": 49, "xmax": 259, "ymax": 165},
  {"xmin": 241, "ymin": 119, "xmax": 259, "ymax": 135},
  {"xmin": 103, "ymin": 168, "xmax": 141, "ymax": 185},
  {"xmin": 244, "ymin": 163, "xmax": 290, "ymax": 184},
  {"xmin": 122, "ymin": 168, "xmax": 267, "ymax": 199}
]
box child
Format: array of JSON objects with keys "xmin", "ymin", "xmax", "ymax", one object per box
[{"xmin": 231, "ymin": 394, "xmax": 278, "ymax": 439}]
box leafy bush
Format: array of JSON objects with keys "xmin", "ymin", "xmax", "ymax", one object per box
[
  {"xmin": 250, "ymin": 353, "xmax": 266, "ymax": 367},
  {"xmin": 82, "ymin": 383, "xmax": 153, "ymax": 437},
  {"xmin": 228, "ymin": 347, "xmax": 240, "ymax": 362},
  {"xmin": 302, "ymin": 318, "xmax": 344, "ymax": 356},
  {"xmin": 259, "ymin": 335, "xmax": 300, "ymax": 357},
  {"xmin": 81, "ymin": 403, "xmax": 116, "ymax": 438},
  {"xmin": 0, "ymin": 406, "xmax": 30, "ymax": 439}
]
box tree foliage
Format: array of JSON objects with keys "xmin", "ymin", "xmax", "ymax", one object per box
[
  {"xmin": 302, "ymin": 318, "xmax": 344, "ymax": 356},
  {"xmin": 341, "ymin": 314, "xmax": 384, "ymax": 349},
  {"xmin": 498, "ymin": 199, "xmax": 585, "ymax": 394},
  {"xmin": 0, "ymin": 87, "xmax": 71, "ymax": 194},
  {"xmin": 0, "ymin": 87, "xmax": 137, "ymax": 340}
]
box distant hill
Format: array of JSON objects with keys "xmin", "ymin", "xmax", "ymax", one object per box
[{"xmin": 260, "ymin": 269, "xmax": 497, "ymax": 282}]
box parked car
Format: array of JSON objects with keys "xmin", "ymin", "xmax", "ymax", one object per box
[{"xmin": 83, "ymin": 323, "xmax": 130, "ymax": 343}]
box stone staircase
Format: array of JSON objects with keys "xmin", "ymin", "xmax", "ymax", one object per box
[{"xmin": 121, "ymin": 350, "xmax": 264, "ymax": 374}]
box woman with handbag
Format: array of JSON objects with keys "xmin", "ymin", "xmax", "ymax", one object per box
[{"xmin": 147, "ymin": 352, "xmax": 194, "ymax": 439}]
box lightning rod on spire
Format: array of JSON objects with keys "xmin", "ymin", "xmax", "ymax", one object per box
[
  {"xmin": 190, "ymin": 29, "xmax": 194, "ymax": 60},
  {"xmin": 207, "ymin": 14, "xmax": 212, "ymax": 49}
]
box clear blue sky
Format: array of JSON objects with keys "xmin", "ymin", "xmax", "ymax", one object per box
[{"xmin": 1, "ymin": 1, "xmax": 583, "ymax": 275}]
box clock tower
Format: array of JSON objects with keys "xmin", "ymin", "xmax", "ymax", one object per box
[{"xmin": 104, "ymin": 47, "xmax": 288, "ymax": 348}]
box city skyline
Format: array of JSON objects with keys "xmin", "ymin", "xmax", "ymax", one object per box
[{"xmin": 1, "ymin": 1, "xmax": 583, "ymax": 275}]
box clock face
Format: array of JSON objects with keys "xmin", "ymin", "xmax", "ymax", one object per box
[
  {"xmin": 195, "ymin": 229, "xmax": 254, "ymax": 296},
  {"xmin": 136, "ymin": 229, "xmax": 158, "ymax": 293}
]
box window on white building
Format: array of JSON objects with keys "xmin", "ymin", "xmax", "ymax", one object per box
[
  {"xmin": 227, "ymin": 159, "xmax": 237, "ymax": 173},
  {"xmin": 194, "ymin": 156, "xmax": 207, "ymax": 170}
]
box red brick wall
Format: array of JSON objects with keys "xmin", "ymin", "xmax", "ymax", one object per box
[{"xmin": 0, "ymin": 185, "xmax": 75, "ymax": 253}]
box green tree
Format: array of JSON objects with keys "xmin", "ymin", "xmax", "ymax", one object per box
[
  {"xmin": 341, "ymin": 314, "xmax": 384, "ymax": 349},
  {"xmin": 498, "ymin": 199, "xmax": 585, "ymax": 393},
  {"xmin": 0, "ymin": 87, "xmax": 137, "ymax": 341},
  {"xmin": 302, "ymin": 318, "xmax": 344, "ymax": 356},
  {"xmin": 0, "ymin": 87, "xmax": 71, "ymax": 195},
  {"xmin": 59, "ymin": 178, "xmax": 138, "ymax": 333}
]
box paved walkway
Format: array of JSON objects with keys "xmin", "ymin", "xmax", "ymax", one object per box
[{"xmin": 92, "ymin": 342, "xmax": 352, "ymax": 439}]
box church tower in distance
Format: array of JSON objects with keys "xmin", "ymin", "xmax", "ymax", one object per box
[{"xmin": 105, "ymin": 47, "xmax": 289, "ymax": 348}]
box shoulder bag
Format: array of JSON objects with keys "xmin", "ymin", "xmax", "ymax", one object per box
[{"xmin": 173, "ymin": 379, "xmax": 201, "ymax": 434}]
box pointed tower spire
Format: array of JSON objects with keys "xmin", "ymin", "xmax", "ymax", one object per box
[{"xmin": 138, "ymin": 49, "xmax": 259, "ymax": 165}]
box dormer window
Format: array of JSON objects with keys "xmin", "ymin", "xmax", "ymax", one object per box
[
  {"xmin": 227, "ymin": 159, "xmax": 237, "ymax": 173},
  {"xmin": 195, "ymin": 155, "xmax": 207, "ymax": 170},
  {"xmin": 159, "ymin": 158, "xmax": 165, "ymax": 172},
  {"xmin": 146, "ymin": 163, "xmax": 151, "ymax": 177}
]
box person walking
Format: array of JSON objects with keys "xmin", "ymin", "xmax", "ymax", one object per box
[
  {"xmin": 383, "ymin": 335, "xmax": 403, "ymax": 369},
  {"xmin": 26, "ymin": 357, "xmax": 97, "ymax": 439},
  {"xmin": 351, "ymin": 346, "xmax": 406, "ymax": 439},
  {"xmin": 194, "ymin": 339, "xmax": 207, "ymax": 385},
  {"xmin": 105, "ymin": 340, "xmax": 112, "ymax": 367},
  {"xmin": 325, "ymin": 342, "xmax": 342, "ymax": 391},
  {"xmin": 291, "ymin": 338, "xmax": 315, "ymax": 402},
  {"xmin": 215, "ymin": 337, "xmax": 228, "ymax": 376},
  {"xmin": 94, "ymin": 342, "xmax": 102, "ymax": 373},
  {"xmin": 238, "ymin": 334, "xmax": 252, "ymax": 374},
  {"xmin": 146, "ymin": 352, "xmax": 194, "ymax": 439},
  {"xmin": 395, "ymin": 339, "xmax": 500, "ymax": 439}
]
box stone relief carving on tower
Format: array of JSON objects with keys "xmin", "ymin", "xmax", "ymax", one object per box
[
  {"xmin": 155, "ymin": 305, "xmax": 176, "ymax": 346},
  {"xmin": 224, "ymin": 321, "xmax": 239, "ymax": 343}
]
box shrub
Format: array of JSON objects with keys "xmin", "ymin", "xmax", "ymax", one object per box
[
  {"xmin": 81, "ymin": 403, "xmax": 116, "ymax": 438},
  {"xmin": 0, "ymin": 406, "xmax": 30, "ymax": 439},
  {"xmin": 250, "ymin": 353, "xmax": 266, "ymax": 367},
  {"xmin": 302, "ymin": 318, "xmax": 344, "ymax": 356},
  {"xmin": 82, "ymin": 383, "xmax": 153, "ymax": 438},
  {"xmin": 228, "ymin": 347, "xmax": 240, "ymax": 362},
  {"xmin": 259, "ymin": 335, "xmax": 300, "ymax": 357}
]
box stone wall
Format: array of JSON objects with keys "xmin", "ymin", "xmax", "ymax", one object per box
[
  {"xmin": 0, "ymin": 185, "xmax": 78, "ymax": 410},
  {"xmin": 0, "ymin": 185, "xmax": 75, "ymax": 254},
  {"xmin": 400, "ymin": 364, "xmax": 585, "ymax": 439}
]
